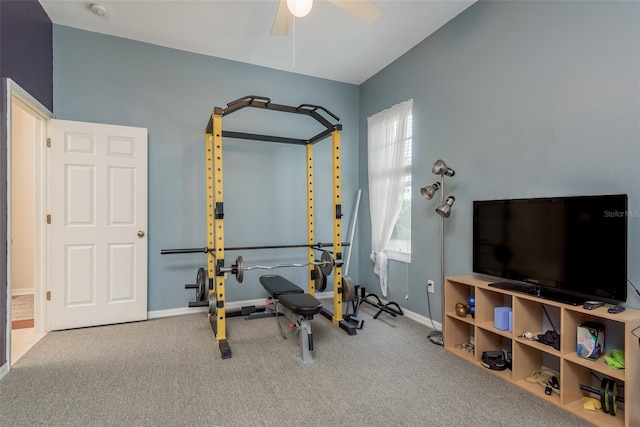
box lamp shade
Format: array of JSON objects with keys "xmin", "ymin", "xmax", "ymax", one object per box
[
  {"xmin": 420, "ymin": 182, "xmax": 441, "ymax": 200},
  {"xmin": 432, "ymin": 159, "xmax": 455, "ymax": 177},
  {"xmin": 435, "ymin": 196, "xmax": 455, "ymax": 218},
  {"xmin": 287, "ymin": 0, "xmax": 313, "ymax": 17}
]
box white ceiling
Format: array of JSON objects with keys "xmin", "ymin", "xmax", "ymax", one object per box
[{"xmin": 39, "ymin": 0, "xmax": 475, "ymax": 85}]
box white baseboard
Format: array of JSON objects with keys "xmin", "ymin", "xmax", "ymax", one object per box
[
  {"xmin": 145, "ymin": 293, "xmax": 443, "ymax": 332},
  {"xmin": 148, "ymin": 293, "xmax": 336, "ymax": 320},
  {"xmin": 401, "ymin": 306, "xmax": 442, "ymax": 331},
  {"xmin": 313, "ymin": 291, "xmax": 335, "ymax": 300},
  {"xmin": 148, "ymin": 298, "xmax": 279, "ymax": 319},
  {"xmin": 147, "ymin": 306, "xmax": 207, "ymax": 319},
  {"xmin": 11, "ymin": 288, "xmax": 34, "ymax": 297},
  {"xmin": 362, "ymin": 295, "xmax": 442, "ymax": 331}
]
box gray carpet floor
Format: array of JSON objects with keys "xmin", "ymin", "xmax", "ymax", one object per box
[
  {"xmin": 11, "ymin": 295, "xmax": 34, "ymax": 321},
  {"xmin": 0, "ymin": 300, "xmax": 593, "ymax": 426}
]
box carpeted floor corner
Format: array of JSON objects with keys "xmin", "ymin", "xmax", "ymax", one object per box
[{"xmin": 0, "ymin": 300, "xmax": 593, "ymax": 427}]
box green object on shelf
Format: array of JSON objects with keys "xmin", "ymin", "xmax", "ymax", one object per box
[{"xmin": 604, "ymin": 349, "xmax": 625, "ymax": 369}]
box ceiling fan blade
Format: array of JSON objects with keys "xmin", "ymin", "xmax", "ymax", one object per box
[
  {"xmin": 329, "ymin": 0, "xmax": 383, "ymax": 25},
  {"xmin": 272, "ymin": 0, "xmax": 293, "ymax": 36}
]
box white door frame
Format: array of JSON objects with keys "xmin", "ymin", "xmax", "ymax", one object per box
[{"xmin": 4, "ymin": 79, "xmax": 53, "ymax": 371}]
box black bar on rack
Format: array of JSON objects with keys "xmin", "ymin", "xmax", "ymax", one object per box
[{"xmin": 161, "ymin": 242, "xmax": 350, "ymax": 254}]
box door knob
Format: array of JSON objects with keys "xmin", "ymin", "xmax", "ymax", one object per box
[{"xmin": 137, "ymin": 230, "xmax": 145, "ymax": 238}]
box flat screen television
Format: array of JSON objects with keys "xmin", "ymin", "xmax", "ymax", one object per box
[{"xmin": 473, "ymin": 194, "xmax": 628, "ymax": 305}]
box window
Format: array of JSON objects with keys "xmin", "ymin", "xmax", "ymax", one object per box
[
  {"xmin": 386, "ymin": 114, "xmax": 412, "ymax": 262},
  {"xmin": 367, "ymin": 100, "xmax": 413, "ymax": 264}
]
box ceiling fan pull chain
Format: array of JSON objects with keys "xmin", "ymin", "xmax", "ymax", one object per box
[{"xmin": 292, "ymin": 16, "xmax": 296, "ymax": 67}]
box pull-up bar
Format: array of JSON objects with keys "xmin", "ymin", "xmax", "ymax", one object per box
[{"xmin": 205, "ymin": 95, "xmax": 342, "ymax": 145}]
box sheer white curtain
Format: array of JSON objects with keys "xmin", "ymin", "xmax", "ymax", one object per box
[{"xmin": 367, "ymin": 99, "xmax": 413, "ymax": 296}]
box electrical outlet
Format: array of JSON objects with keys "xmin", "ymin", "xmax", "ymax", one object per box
[{"xmin": 427, "ymin": 280, "xmax": 435, "ymax": 293}]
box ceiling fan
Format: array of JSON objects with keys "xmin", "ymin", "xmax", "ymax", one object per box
[{"xmin": 271, "ymin": 0, "xmax": 383, "ymax": 36}]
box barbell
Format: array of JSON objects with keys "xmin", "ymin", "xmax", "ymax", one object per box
[
  {"xmin": 160, "ymin": 241, "xmax": 350, "ymax": 255},
  {"xmin": 219, "ymin": 251, "xmax": 339, "ymax": 284}
]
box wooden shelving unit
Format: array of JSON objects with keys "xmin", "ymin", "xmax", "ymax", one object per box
[{"xmin": 444, "ymin": 275, "xmax": 640, "ymax": 427}]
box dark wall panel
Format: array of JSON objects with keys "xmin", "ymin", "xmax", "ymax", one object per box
[
  {"xmin": 0, "ymin": 0, "xmax": 52, "ymax": 368},
  {"xmin": 0, "ymin": 0, "xmax": 53, "ymax": 110}
]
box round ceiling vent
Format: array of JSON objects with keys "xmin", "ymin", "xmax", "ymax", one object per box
[{"xmin": 89, "ymin": 3, "xmax": 109, "ymax": 17}]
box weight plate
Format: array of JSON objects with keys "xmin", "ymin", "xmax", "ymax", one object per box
[
  {"xmin": 236, "ymin": 256, "xmax": 244, "ymax": 283},
  {"xmin": 208, "ymin": 292, "xmax": 217, "ymax": 316},
  {"xmin": 314, "ymin": 265, "xmax": 327, "ymax": 292},
  {"xmin": 342, "ymin": 275, "xmax": 355, "ymax": 302},
  {"xmin": 601, "ymin": 378, "xmax": 608, "ymax": 414},
  {"xmin": 320, "ymin": 251, "xmax": 334, "ymax": 276},
  {"xmin": 611, "ymin": 380, "xmax": 618, "ymax": 416},
  {"xmin": 197, "ymin": 267, "xmax": 207, "ymax": 302}
]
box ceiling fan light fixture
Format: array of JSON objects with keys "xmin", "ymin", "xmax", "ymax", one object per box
[{"xmin": 287, "ymin": 0, "xmax": 313, "ymax": 18}]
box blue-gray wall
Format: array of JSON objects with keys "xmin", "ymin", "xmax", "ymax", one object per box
[
  {"xmin": 53, "ymin": 26, "xmax": 360, "ymax": 311},
  {"xmin": 358, "ymin": 0, "xmax": 640, "ymax": 322},
  {"xmin": 13, "ymin": 0, "xmax": 640, "ymax": 331},
  {"xmin": 0, "ymin": 0, "xmax": 52, "ymax": 367}
]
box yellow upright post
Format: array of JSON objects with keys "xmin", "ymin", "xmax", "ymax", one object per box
[
  {"xmin": 306, "ymin": 143, "xmax": 315, "ymax": 295},
  {"xmin": 331, "ymin": 127, "xmax": 343, "ymax": 324},
  {"xmin": 206, "ymin": 129, "xmax": 215, "ymax": 302},
  {"xmin": 210, "ymin": 109, "xmax": 227, "ymax": 344}
]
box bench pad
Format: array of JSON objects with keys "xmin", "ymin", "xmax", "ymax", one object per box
[
  {"xmin": 278, "ymin": 293, "xmax": 323, "ymax": 317},
  {"xmin": 259, "ymin": 274, "xmax": 304, "ymax": 298}
]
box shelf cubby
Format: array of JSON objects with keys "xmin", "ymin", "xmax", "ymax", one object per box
[
  {"xmin": 512, "ymin": 342, "xmax": 561, "ymax": 406},
  {"xmin": 444, "ymin": 315, "xmax": 474, "ymax": 351},
  {"xmin": 561, "ymin": 359, "xmax": 625, "ymax": 427},
  {"xmin": 444, "ymin": 275, "xmax": 640, "ymax": 427}
]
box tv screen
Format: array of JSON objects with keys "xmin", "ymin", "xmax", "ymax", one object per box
[{"xmin": 473, "ymin": 194, "xmax": 628, "ymax": 304}]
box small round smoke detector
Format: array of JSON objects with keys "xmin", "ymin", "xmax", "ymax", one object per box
[{"xmin": 89, "ymin": 3, "xmax": 109, "ymax": 17}]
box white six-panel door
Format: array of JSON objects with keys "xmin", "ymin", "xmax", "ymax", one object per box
[{"xmin": 49, "ymin": 119, "xmax": 147, "ymax": 330}]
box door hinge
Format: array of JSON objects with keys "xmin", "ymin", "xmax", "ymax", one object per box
[
  {"xmin": 46, "ymin": 214, "xmax": 51, "ymax": 224},
  {"xmin": 46, "ymin": 138, "xmax": 51, "ymax": 148},
  {"xmin": 47, "ymin": 291, "xmax": 51, "ymax": 301}
]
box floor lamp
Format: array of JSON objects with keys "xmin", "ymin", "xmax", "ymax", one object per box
[{"xmin": 420, "ymin": 159, "xmax": 455, "ymax": 346}]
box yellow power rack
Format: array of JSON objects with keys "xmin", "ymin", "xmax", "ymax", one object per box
[{"xmin": 202, "ymin": 95, "xmax": 355, "ymax": 359}]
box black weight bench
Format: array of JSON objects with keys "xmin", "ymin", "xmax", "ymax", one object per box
[
  {"xmin": 259, "ymin": 274, "xmax": 323, "ymax": 364},
  {"xmin": 260, "ymin": 274, "xmax": 305, "ymax": 298}
]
